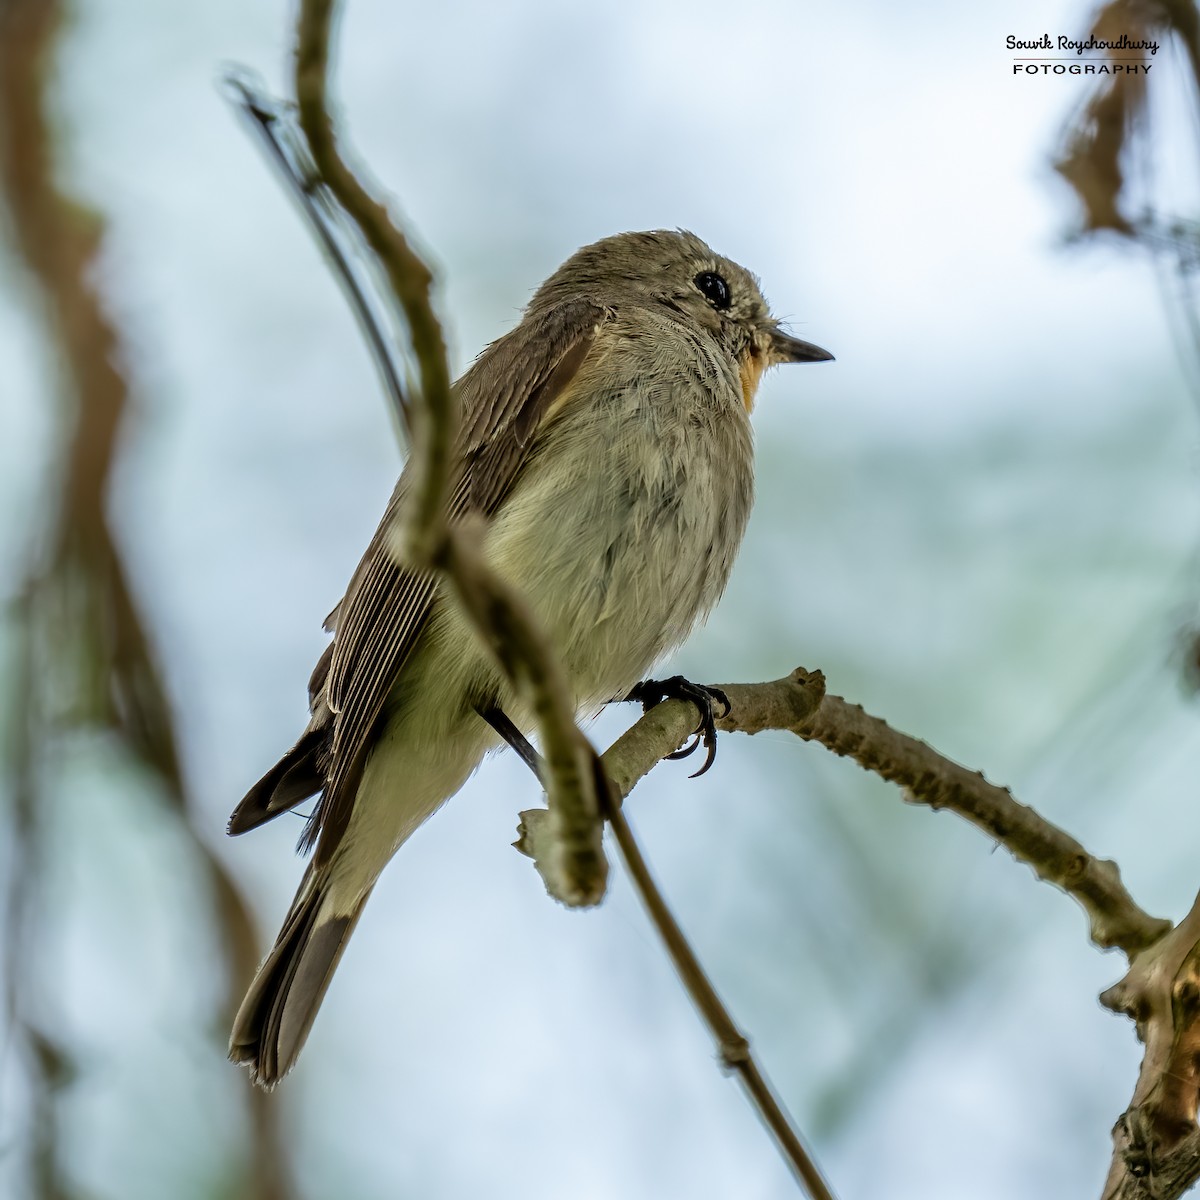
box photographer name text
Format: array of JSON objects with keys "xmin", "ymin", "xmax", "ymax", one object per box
[{"xmin": 1009, "ymin": 33, "xmax": 1157, "ymax": 74}]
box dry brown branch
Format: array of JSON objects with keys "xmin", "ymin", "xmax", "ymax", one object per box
[
  {"xmin": 1053, "ymin": 0, "xmax": 1200, "ymax": 236},
  {"xmin": 789, "ymin": 675, "xmax": 1169, "ymax": 957},
  {"xmin": 520, "ymin": 667, "xmax": 1167, "ymax": 960},
  {"xmin": 1054, "ymin": 0, "xmax": 1155, "ymax": 233},
  {"xmin": 0, "ymin": 2, "xmax": 290, "ymax": 1195},
  {"xmin": 292, "ymin": 0, "xmax": 606, "ymax": 906},
  {"xmin": 1100, "ymin": 891, "xmax": 1200, "ymax": 1198}
]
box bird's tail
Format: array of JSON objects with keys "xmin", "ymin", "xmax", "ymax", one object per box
[{"xmin": 229, "ymin": 865, "xmax": 371, "ymax": 1088}]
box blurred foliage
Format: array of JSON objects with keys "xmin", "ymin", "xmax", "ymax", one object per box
[{"xmin": 0, "ymin": 1, "xmax": 286, "ymax": 1198}]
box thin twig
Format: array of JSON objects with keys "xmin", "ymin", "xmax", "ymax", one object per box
[
  {"xmin": 222, "ymin": 69, "xmax": 411, "ymax": 429},
  {"xmin": 603, "ymin": 794, "xmax": 836, "ymax": 1200},
  {"xmin": 290, "ymin": 0, "xmax": 606, "ymax": 905},
  {"xmin": 294, "ymin": 0, "xmax": 451, "ymax": 553}
]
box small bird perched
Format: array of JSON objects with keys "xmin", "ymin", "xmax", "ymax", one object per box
[{"xmin": 227, "ymin": 229, "xmax": 831, "ymax": 1087}]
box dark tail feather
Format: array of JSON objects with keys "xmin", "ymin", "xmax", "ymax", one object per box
[
  {"xmin": 228, "ymin": 728, "xmax": 325, "ymax": 836},
  {"xmin": 229, "ymin": 867, "xmax": 369, "ymax": 1087}
]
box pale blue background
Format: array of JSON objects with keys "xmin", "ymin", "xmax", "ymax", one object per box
[{"xmin": 2, "ymin": 1, "xmax": 1198, "ymax": 1198}]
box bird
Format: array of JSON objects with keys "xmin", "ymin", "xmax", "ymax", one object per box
[{"xmin": 226, "ymin": 228, "xmax": 832, "ymax": 1087}]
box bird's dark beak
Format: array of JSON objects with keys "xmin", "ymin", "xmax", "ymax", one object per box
[{"xmin": 770, "ymin": 330, "xmax": 834, "ymax": 364}]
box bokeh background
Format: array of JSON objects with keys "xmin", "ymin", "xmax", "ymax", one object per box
[{"xmin": 3, "ymin": 0, "xmax": 1200, "ymax": 1197}]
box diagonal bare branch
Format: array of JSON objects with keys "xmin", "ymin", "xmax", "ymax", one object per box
[
  {"xmin": 291, "ymin": 0, "xmax": 606, "ymax": 906},
  {"xmin": 552, "ymin": 667, "xmax": 1168, "ymax": 960}
]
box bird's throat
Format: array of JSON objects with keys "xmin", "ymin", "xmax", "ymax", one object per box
[{"xmin": 739, "ymin": 349, "xmax": 766, "ymax": 412}]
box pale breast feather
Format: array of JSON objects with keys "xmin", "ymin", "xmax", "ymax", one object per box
[{"xmin": 303, "ymin": 298, "xmax": 610, "ymax": 864}]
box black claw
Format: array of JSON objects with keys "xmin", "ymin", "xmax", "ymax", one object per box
[
  {"xmin": 688, "ymin": 736, "xmax": 718, "ymax": 779},
  {"xmin": 625, "ymin": 675, "xmax": 729, "ymax": 777},
  {"xmin": 665, "ymin": 733, "xmax": 701, "ymax": 761}
]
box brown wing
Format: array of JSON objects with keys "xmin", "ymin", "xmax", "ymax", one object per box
[{"xmin": 304, "ymin": 297, "xmax": 609, "ymax": 865}]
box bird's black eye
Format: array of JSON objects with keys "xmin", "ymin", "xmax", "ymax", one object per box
[{"xmin": 694, "ymin": 271, "xmax": 731, "ymax": 310}]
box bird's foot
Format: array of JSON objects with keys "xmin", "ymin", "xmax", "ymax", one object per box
[{"xmin": 623, "ymin": 676, "xmax": 731, "ymax": 778}]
